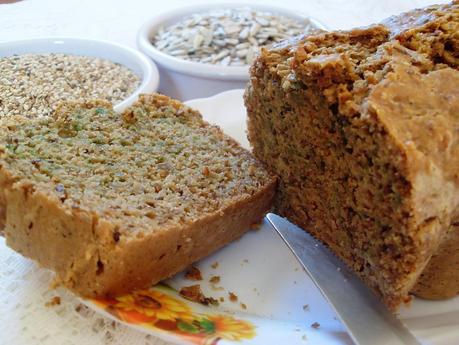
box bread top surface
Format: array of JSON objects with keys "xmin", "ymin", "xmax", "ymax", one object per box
[
  {"xmin": 291, "ymin": 0, "xmax": 458, "ymax": 102},
  {"xmin": 383, "ymin": 1, "xmax": 457, "ymax": 37},
  {"xmin": 267, "ymin": 2, "xmax": 457, "ymax": 62},
  {"xmin": 253, "ymin": 0, "xmax": 458, "ymax": 93},
  {"xmin": 0, "ymin": 94, "xmax": 274, "ymax": 236}
]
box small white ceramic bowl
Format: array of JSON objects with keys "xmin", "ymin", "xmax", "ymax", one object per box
[
  {"xmin": 0, "ymin": 37, "xmax": 159, "ymax": 112},
  {"xmin": 137, "ymin": 4, "xmax": 327, "ymax": 100}
]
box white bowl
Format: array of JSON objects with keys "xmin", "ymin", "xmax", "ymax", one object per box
[
  {"xmin": 137, "ymin": 3, "xmax": 327, "ymax": 100},
  {"xmin": 0, "ymin": 37, "xmax": 160, "ymax": 112}
]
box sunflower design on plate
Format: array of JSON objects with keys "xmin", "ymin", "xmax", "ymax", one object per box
[
  {"xmin": 91, "ymin": 284, "xmax": 256, "ymax": 344},
  {"xmin": 113, "ymin": 289, "xmax": 194, "ymax": 322},
  {"xmin": 207, "ymin": 314, "xmax": 256, "ymax": 341}
]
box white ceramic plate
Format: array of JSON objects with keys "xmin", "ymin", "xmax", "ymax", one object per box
[{"xmin": 82, "ymin": 89, "xmax": 459, "ymax": 345}]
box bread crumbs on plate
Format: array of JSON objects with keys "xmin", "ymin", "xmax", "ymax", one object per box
[
  {"xmin": 184, "ymin": 266, "xmax": 202, "ymax": 281},
  {"xmin": 45, "ymin": 296, "xmax": 61, "ymax": 307},
  {"xmin": 228, "ymin": 292, "xmax": 238, "ymax": 302},
  {"xmin": 209, "ymin": 275, "xmax": 224, "ymax": 291},
  {"xmin": 240, "ymin": 259, "xmax": 249, "ymax": 267},
  {"xmin": 240, "ymin": 302, "xmax": 247, "ymax": 309},
  {"xmin": 311, "ymin": 322, "xmax": 320, "ymax": 329},
  {"xmin": 211, "ymin": 261, "xmax": 219, "ymax": 269},
  {"xmin": 209, "ymin": 275, "xmax": 221, "ymax": 285},
  {"xmin": 179, "ymin": 284, "xmax": 219, "ymax": 306}
]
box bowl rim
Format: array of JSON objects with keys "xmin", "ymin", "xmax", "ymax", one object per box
[
  {"xmin": 137, "ymin": 3, "xmax": 328, "ymax": 81},
  {"xmin": 0, "ymin": 37, "xmax": 160, "ymax": 112}
]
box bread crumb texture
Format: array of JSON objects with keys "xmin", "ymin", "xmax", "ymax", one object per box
[{"xmin": 1, "ymin": 95, "xmax": 271, "ymax": 229}]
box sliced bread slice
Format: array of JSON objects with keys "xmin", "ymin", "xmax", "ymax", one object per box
[{"xmin": 1, "ymin": 94, "xmax": 276, "ymax": 298}]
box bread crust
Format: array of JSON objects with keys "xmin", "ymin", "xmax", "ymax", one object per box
[{"xmin": 4, "ymin": 176, "xmax": 276, "ymax": 297}]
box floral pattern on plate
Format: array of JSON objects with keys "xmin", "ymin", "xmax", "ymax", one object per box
[{"xmin": 92, "ymin": 284, "xmax": 256, "ymax": 345}]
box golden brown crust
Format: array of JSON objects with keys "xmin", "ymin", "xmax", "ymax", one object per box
[{"xmin": 4, "ymin": 175, "xmax": 276, "ymax": 297}]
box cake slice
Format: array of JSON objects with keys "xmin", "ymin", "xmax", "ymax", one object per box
[
  {"xmin": 245, "ymin": 1, "xmax": 458, "ymax": 310},
  {"xmin": 1, "ymin": 94, "xmax": 276, "ymax": 298}
]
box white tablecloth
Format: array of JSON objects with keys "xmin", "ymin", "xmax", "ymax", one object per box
[
  {"xmin": 0, "ymin": 1, "xmax": 449, "ymax": 344},
  {"xmin": 0, "ymin": 0, "xmax": 448, "ymax": 46}
]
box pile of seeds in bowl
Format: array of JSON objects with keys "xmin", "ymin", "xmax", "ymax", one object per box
[
  {"xmin": 0, "ymin": 53, "xmax": 140, "ymax": 118},
  {"xmin": 153, "ymin": 8, "xmax": 315, "ymax": 66}
]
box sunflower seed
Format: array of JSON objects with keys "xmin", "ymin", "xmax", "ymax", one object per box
[
  {"xmin": 236, "ymin": 49, "xmax": 248, "ymax": 58},
  {"xmin": 256, "ymin": 17, "xmax": 270, "ymax": 26},
  {"xmin": 250, "ymin": 23, "xmax": 261, "ymax": 36},
  {"xmin": 238, "ymin": 27, "xmax": 250, "ymax": 40},
  {"xmin": 214, "ymin": 49, "xmax": 230, "ymax": 61},
  {"xmin": 246, "ymin": 47, "xmax": 255, "ymax": 64},
  {"xmin": 193, "ymin": 34, "xmax": 204, "ymax": 50},
  {"xmin": 236, "ymin": 42, "xmax": 250, "ymax": 50}
]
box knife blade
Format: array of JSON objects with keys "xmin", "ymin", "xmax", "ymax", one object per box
[{"xmin": 266, "ymin": 213, "xmax": 421, "ymax": 345}]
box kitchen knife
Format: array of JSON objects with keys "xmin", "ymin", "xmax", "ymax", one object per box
[{"xmin": 266, "ymin": 213, "xmax": 421, "ymax": 345}]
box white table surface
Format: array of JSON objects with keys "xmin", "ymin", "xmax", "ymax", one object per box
[{"xmin": 0, "ymin": 1, "xmax": 450, "ymax": 345}]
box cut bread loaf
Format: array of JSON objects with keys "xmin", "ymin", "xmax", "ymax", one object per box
[
  {"xmin": 1, "ymin": 94, "xmax": 276, "ymax": 298},
  {"xmin": 245, "ymin": 1, "xmax": 458, "ymax": 310}
]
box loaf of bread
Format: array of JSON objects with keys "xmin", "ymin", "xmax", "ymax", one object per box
[
  {"xmin": 1, "ymin": 94, "xmax": 276, "ymax": 298},
  {"xmin": 245, "ymin": 1, "xmax": 458, "ymax": 310}
]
